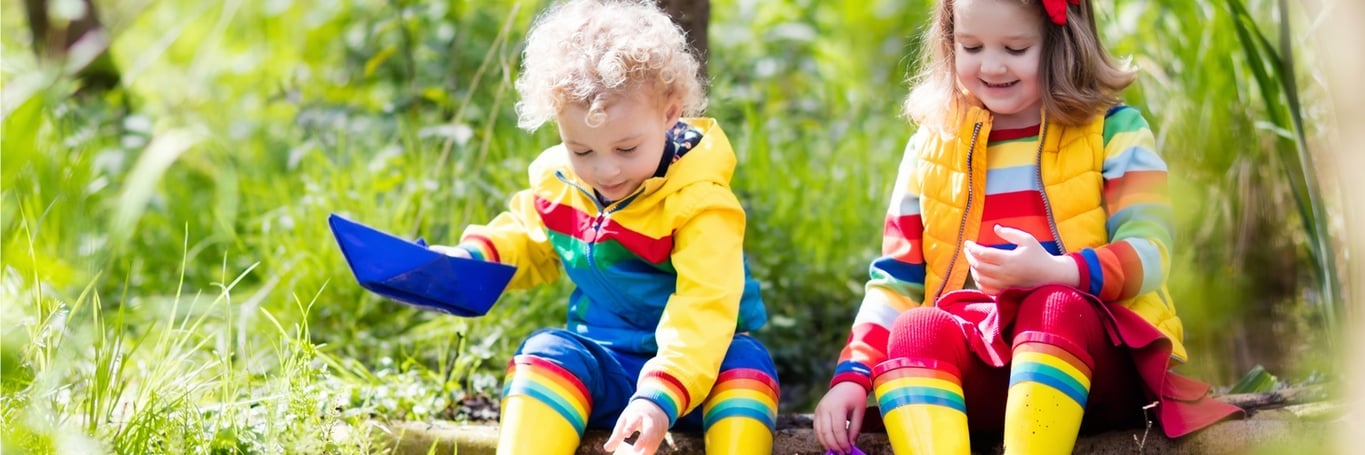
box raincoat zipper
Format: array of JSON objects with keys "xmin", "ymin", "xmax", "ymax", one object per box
[{"xmin": 555, "ymin": 171, "xmax": 645, "ymax": 308}]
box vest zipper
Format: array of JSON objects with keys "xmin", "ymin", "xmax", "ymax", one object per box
[
  {"xmin": 1034, "ymin": 118, "xmax": 1067, "ymax": 254},
  {"xmin": 933, "ymin": 122, "xmax": 984, "ymax": 302}
]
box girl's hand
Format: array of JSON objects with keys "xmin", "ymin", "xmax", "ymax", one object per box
[
  {"xmin": 428, "ymin": 244, "xmax": 472, "ymax": 259},
  {"xmin": 813, "ymin": 382, "xmax": 869, "ymax": 454},
  {"xmin": 603, "ymin": 399, "xmax": 669, "ymax": 455},
  {"xmin": 963, "ymin": 225, "xmax": 1079, "ymax": 295}
]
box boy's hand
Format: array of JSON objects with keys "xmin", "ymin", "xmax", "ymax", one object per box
[
  {"xmin": 814, "ymin": 382, "xmax": 869, "ymax": 454},
  {"xmin": 428, "ymin": 245, "xmax": 472, "ymax": 259},
  {"xmin": 963, "ymin": 225, "xmax": 1078, "ymax": 294},
  {"xmin": 603, "ymin": 399, "xmax": 669, "ymax": 455}
]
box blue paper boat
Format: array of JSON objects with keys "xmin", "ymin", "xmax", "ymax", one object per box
[{"xmin": 328, "ymin": 213, "xmax": 515, "ymax": 317}]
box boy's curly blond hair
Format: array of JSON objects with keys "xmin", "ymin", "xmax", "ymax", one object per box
[{"xmin": 514, "ymin": 0, "xmax": 706, "ymax": 130}]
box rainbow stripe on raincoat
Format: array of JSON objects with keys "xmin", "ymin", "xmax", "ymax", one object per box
[{"xmin": 458, "ymin": 118, "xmax": 766, "ymax": 424}]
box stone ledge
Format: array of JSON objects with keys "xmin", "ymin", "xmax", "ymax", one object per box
[{"xmin": 372, "ymin": 403, "xmax": 1342, "ymax": 454}]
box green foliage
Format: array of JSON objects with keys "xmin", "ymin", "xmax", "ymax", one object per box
[
  {"xmin": 1223, "ymin": 0, "xmax": 1340, "ymax": 336},
  {"xmin": 1102, "ymin": 0, "xmax": 1336, "ymax": 384},
  {"xmin": 0, "ymin": 0, "xmax": 1342, "ymax": 452},
  {"xmin": 1230, "ymin": 365, "xmax": 1280, "ymax": 394}
]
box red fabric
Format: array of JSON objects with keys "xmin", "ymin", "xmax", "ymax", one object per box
[
  {"xmin": 1010, "ymin": 285, "xmax": 1109, "ymax": 369},
  {"xmin": 1103, "ymin": 302, "xmax": 1246, "ymax": 437},
  {"xmin": 1043, "ymin": 0, "xmax": 1081, "ymax": 25},
  {"xmin": 886, "ymin": 306, "xmax": 972, "ymax": 369},
  {"xmin": 878, "ymin": 285, "xmax": 1243, "ymax": 437}
]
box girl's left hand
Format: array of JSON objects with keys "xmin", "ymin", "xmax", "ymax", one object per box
[
  {"xmin": 963, "ymin": 225, "xmax": 1078, "ymax": 295},
  {"xmin": 603, "ymin": 399, "xmax": 669, "ymax": 455}
]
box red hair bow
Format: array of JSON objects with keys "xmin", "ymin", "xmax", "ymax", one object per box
[{"xmin": 1042, "ymin": 0, "xmax": 1080, "ymax": 25}]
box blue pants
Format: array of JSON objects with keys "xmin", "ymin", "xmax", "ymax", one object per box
[{"xmin": 509, "ymin": 328, "xmax": 779, "ymax": 430}]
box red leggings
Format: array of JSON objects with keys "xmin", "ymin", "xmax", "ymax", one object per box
[{"xmin": 885, "ymin": 286, "xmax": 1149, "ymax": 434}]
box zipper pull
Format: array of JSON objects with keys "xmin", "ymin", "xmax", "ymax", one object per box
[{"xmin": 591, "ymin": 212, "xmax": 607, "ymax": 237}]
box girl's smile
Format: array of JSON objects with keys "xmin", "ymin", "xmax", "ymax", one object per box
[{"xmin": 982, "ymin": 80, "xmax": 1020, "ymax": 89}]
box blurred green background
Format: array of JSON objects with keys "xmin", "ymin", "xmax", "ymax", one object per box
[{"xmin": 1, "ymin": 0, "xmax": 1351, "ymax": 452}]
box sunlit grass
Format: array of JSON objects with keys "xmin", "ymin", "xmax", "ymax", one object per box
[
  {"xmin": 0, "ymin": 218, "xmax": 382, "ymax": 453},
  {"xmin": 0, "ymin": 0, "xmax": 1347, "ymax": 452}
]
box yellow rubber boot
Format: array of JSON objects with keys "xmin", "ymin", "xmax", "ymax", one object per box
[
  {"xmin": 703, "ymin": 417, "xmax": 772, "ymax": 454},
  {"xmin": 496, "ymin": 356, "xmax": 589, "ymax": 455},
  {"xmin": 496, "ymin": 395, "xmax": 581, "ymax": 454},
  {"xmin": 701, "ymin": 369, "xmax": 778, "ymax": 455},
  {"xmin": 872, "ymin": 362, "xmax": 970, "ymax": 455},
  {"xmin": 1003, "ymin": 342, "xmax": 1092, "ymax": 455}
]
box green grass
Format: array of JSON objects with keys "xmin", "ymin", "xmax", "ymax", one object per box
[{"xmin": 0, "ymin": 0, "xmax": 1347, "ymax": 452}]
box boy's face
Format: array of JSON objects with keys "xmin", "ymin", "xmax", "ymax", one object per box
[
  {"xmin": 557, "ymin": 89, "xmax": 682, "ymax": 203},
  {"xmin": 953, "ymin": 0, "xmax": 1045, "ymax": 129}
]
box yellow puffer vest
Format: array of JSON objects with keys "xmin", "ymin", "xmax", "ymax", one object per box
[{"xmin": 915, "ymin": 106, "xmax": 1187, "ymax": 363}]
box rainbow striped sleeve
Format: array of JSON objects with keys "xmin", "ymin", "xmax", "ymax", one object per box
[
  {"xmin": 1067, "ymin": 106, "xmax": 1173, "ymax": 301},
  {"xmin": 833, "ymin": 133, "xmax": 929, "ymax": 390},
  {"xmin": 633, "ymin": 369, "xmax": 692, "ymax": 426},
  {"xmin": 460, "ymin": 189, "xmax": 563, "ymax": 290}
]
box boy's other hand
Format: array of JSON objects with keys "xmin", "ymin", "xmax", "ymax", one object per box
[
  {"xmin": 604, "ymin": 399, "xmax": 669, "ymax": 455},
  {"xmin": 428, "ymin": 245, "xmax": 472, "ymax": 259},
  {"xmin": 814, "ymin": 381, "xmax": 869, "ymax": 454}
]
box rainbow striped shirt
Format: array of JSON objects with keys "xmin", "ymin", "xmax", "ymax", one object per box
[{"xmin": 833, "ymin": 106, "xmax": 1172, "ymax": 389}]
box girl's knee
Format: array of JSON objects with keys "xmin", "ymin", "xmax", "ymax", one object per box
[
  {"xmin": 891, "ymin": 306, "xmax": 961, "ymax": 336},
  {"xmin": 1017, "ymin": 285, "xmax": 1098, "ymax": 318},
  {"xmin": 887, "ymin": 307, "xmax": 969, "ymax": 361},
  {"xmin": 1012, "ymin": 286, "xmax": 1107, "ymax": 361}
]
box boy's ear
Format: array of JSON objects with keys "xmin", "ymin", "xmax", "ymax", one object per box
[{"xmin": 663, "ymin": 95, "xmax": 684, "ymax": 124}]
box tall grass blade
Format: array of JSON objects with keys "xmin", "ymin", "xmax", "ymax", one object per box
[
  {"xmin": 111, "ymin": 130, "xmax": 200, "ymax": 247},
  {"xmin": 1225, "ymin": 0, "xmax": 1340, "ymax": 333}
]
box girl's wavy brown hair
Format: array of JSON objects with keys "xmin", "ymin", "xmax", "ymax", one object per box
[{"xmin": 903, "ymin": 0, "xmax": 1136, "ymax": 130}]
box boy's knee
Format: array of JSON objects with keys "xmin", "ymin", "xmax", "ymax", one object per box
[
  {"xmin": 518, "ymin": 328, "xmax": 582, "ymax": 353},
  {"xmin": 515, "ymin": 328, "xmax": 599, "ymax": 378},
  {"xmin": 719, "ymin": 334, "xmax": 777, "ymax": 375}
]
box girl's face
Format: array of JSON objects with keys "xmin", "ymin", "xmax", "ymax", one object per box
[
  {"xmin": 557, "ymin": 88, "xmax": 681, "ymax": 203},
  {"xmin": 953, "ymin": 0, "xmax": 1045, "ymax": 129}
]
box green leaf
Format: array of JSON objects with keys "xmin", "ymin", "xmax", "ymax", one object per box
[
  {"xmin": 1229, "ymin": 365, "xmax": 1279, "ymax": 394},
  {"xmin": 111, "ymin": 129, "xmax": 200, "ymax": 247},
  {"xmin": 365, "ymin": 46, "xmax": 398, "ymax": 77},
  {"xmin": 0, "ymin": 84, "xmax": 46, "ymax": 162}
]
